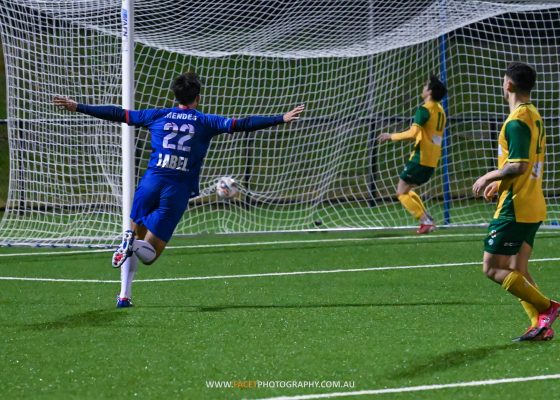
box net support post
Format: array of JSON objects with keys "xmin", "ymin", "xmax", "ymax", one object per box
[
  {"xmin": 439, "ymin": 34, "xmax": 452, "ymax": 225},
  {"xmin": 121, "ymin": 0, "xmax": 135, "ymax": 231}
]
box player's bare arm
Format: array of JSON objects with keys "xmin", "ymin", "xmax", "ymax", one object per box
[
  {"xmin": 53, "ymin": 96, "xmax": 78, "ymax": 112},
  {"xmin": 472, "ymin": 162, "xmax": 528, "ymax": 197},
  {"xmin": 377, "ymin": 133, "xmax": 392, "ymax": 142},
  {"xmin": 482, "ymin": 181, "xmax": 499, "ymax": 202},
  {"xmin": 283, "ymin": 104, "xmax": 305, "ymax": 123}
]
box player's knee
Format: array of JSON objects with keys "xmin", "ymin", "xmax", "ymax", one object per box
[
  {"xmin": 482, "ymin": 263, "xmax": 499, "ymax": 281},
  {"xmin": 482, "ymin": 252, "xmax": 508, "ymax": 281},
  {"xmin": 142, "ymin": 256, "xmax": 158, "ymax": 266},
  {"xmin": 396, "ymin": 184, "xmax": 411, "ymax": 197}
]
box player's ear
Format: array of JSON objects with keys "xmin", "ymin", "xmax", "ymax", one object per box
[{"xmin": 504, "ymin": 77, "xmax": 515, "ymax": 93}]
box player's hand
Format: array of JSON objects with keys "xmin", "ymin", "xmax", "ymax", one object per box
[
  {"xmin": 483, "ymin": 181, "xmax": 499, "ymax": 202},
  {"xmin": 283, "ymin": 104, "xmax": 305, "ymax": 123},
  {"xmin": 53, "ymin": 96, "xmax": 78, "ymax": 112},
  {"xmin": 472, "ymin": 175, "xmax": 490, "ymax": 198},
  {"xmin": 377, "ymin": 133, "xmax": 392, "ymax": 143}
]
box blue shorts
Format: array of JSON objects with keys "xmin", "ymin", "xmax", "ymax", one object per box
[{"xmin": 130, "ymin": 170, "xmax": 192, "ymax": 242}]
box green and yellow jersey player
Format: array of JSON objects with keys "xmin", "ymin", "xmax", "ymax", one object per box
[
  {"xmin": 378, "ymin": 75, "xmax": 447, "ymax": 234},
  {"xmin": 473, "ymin": 61, "xmax": 558, "ymax": 342}
]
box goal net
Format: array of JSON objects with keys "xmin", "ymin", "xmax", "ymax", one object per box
[{"xmin": 0, "ymin": 0, "xmax": 559, "ymax": 246}]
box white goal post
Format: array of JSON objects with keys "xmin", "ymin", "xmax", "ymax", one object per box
[
  {"xmin": 121, "ymin": 0, "xmax": 135, "ymax": 233},
  {"xmin": 0, "ymin": 0, "xmax": 559, "ymax": 246}
]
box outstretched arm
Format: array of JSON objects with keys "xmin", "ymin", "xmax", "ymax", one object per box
[
  {"xmin": 53, "ymin": 96, "xmax": 126, "ymax": 123},
  {"xmin": 53, "ymin": 96, "xmax": 78, "ymax": 112},
  {"xmin": 231, "ymin": 104, "xmax": 305, "ymax": 132},
  {"xmin": 378, "ymin": 105, "xmax": 428, "ymax": 143},
  {"xmin": 377, "ymin": 125, "xmax": 422, "ymax": 143},
  {"xmin": 282, "ymin": 104, "xmax": 305, "ymax": 122}
]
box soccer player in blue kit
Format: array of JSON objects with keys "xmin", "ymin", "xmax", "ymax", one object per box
[{"xmin": 54, "ymin": 72, "xmax": 305, "ymax": 307}]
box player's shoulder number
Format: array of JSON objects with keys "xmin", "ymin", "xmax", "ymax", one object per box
[
  {"xmin": 535, "ymin": 119, "xmax": 545, "ymax": 155},
  {"xmin": 436, "ymin": 111, "xmax": 444, "ymax": 131}
]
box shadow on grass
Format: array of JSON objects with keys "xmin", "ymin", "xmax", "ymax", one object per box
[
  {"xmin": 168, "ymin": 242, "xmax": 399, "ymax": 257},
  {"xmin": 143, "ymin": 300, "xmax": 488, "ymax": 312},
  {"xmin": 23, "ymin": 309, "xmax": 125, "ymax": 330},
  {"xmin": 392, "ymin": 343, "xmax": 530, "ymax": 379},
  {"xmin": 167, "ymin": 235, "xmax": 484, "ymax": 257}
]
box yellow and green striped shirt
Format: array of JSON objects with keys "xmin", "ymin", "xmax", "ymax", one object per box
[
  {"xmin": 391, "ymin": 100, "xmax": 446, "ymax": 168},
  {"xmin": 494, "ymin": 103, "xmax": 546, "ymax": 222}
]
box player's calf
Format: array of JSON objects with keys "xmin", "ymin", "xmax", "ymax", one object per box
[{"xmin": 132, "ymin": 239, "xmax": 159, "ymax": 265}]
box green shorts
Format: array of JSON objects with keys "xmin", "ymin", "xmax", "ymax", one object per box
[
  {"xmin": 399, "ymin": 162, "xmax": 435, "ymax": 185},
  {"xmin": 484, "ymin": 218, "xmax": 542, "ymax": 255}
]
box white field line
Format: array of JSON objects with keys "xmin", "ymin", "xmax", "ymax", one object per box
[
  {"xmin": 0, "ymin": 249, "xmax": 112, "ymax": 257},
  {"xmin": 0, "ymin": 231, "xmax": 557, "ymax": 258},
  {"xmin": 0, "ymin": 257, "xmax": 558, "ymax": 284},
  {"xmin": 0, "ymin": 276, "xmax": 120, "ymax": 283},
  {"xmin": 252, "ymin": 373, "xmax": 560, "ymax": 400}
]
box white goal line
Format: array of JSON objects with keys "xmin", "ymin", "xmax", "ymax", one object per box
[
  {"xmin": 0, "ymin": 257, "xmax": 558, "ymax": 284},
  {"xmin": 252, "ymin": 373, "xmax": 560, "ymax": 400},
  {"xmin": 0, "ymin": 231, "xmax": 558, "ymax": 259}
]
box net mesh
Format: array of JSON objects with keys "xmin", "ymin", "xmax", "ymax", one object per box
[{"xmin": 0, "ymin": 0, "xmax": 559, "ymax": 246}]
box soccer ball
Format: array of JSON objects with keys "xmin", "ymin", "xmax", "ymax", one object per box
[{"xmin": 216, "ymin": 177, "xmax": 239, "ymax": 199}]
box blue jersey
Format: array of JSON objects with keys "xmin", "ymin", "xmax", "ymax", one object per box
[
  {"xmin": 76, "ymin": 103, "xmax": 284, "ymax": 198},
  {"xmin": 126, "ymin": 107, "xmax": 234, "ymax": 196}
]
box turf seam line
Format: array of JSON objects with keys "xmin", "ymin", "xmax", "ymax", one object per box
[
  {"xmin": 0, "ymin": 257, "xmax": 558, "ymax": 283},
  {"xmin": 251, "ymin": 373, "xmax": 560, "ymax": 399}
]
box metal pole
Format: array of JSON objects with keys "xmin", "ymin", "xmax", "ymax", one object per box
[
  {"xmin": 439, "ymin": 0, "xmax": 452, "ymax": 225},
  {"xmin": 121, "ymin": 0, "xmax": 135, "ymax": 231},
  {"xmin": 439, "ymin": 33, "xmax": 452, "ymax": 225}
]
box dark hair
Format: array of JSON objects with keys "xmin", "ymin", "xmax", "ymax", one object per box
[
  {"xmin": 427, "ymin": 75, "xmax": 447, "ymax": 101},
  {"xmin": 506, "ymin": 62, "xmax": 536, "ymax": 94},
  {"xmin": 172, "ymin": 72, "xmax": 201, "ymax": 105}
]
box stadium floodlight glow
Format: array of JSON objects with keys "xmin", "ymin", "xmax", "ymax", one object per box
[{"xmin": 0, "ymin": 1, "xmax": 558, "ymax": 246}]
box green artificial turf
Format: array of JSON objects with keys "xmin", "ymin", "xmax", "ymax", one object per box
[{"xmin": 1, "ymin": 228, "xmax": 560, "ymax": 399}]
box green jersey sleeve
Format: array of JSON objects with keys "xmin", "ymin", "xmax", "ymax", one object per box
[
  {"xmin": 413, "ymin": 106, "xmax": 430, "ymax": 126},
  {"xmin": 505, "ymin": 119, "xmax": 531, "ymax": 161}
]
